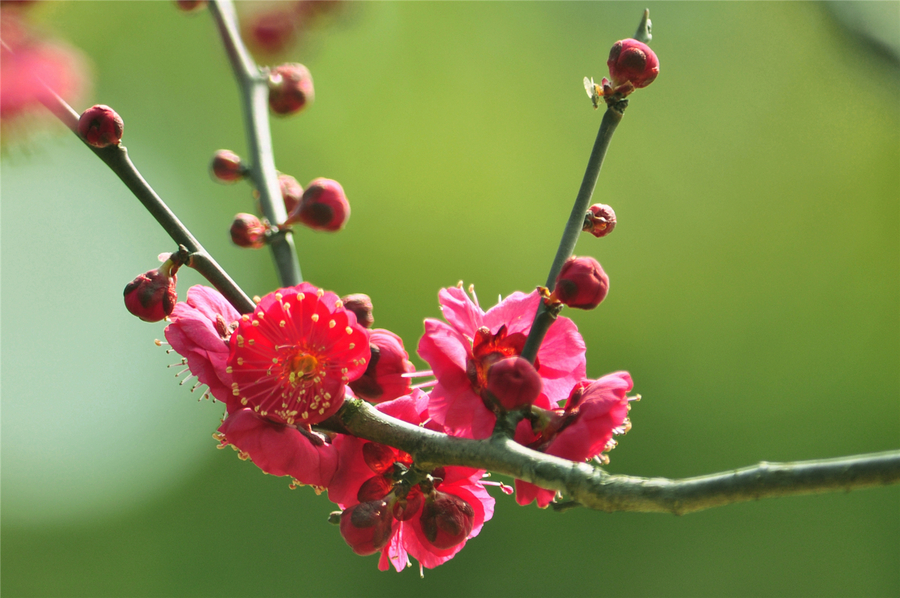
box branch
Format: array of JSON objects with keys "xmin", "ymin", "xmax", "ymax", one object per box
[
  {"xmin": 1, "ymin": 36, "xmax": 257, "ymax": 315},
  {"xmin": 520, "ymin": 104, "xmax": 624, "ymax": 363},
  {"xmin": 324, "ymin": 400, "xmax": 900, "ymax": 514},
  {"xmin": 207, "ymin": 0, "xmax": 303, "ymax": 288}
]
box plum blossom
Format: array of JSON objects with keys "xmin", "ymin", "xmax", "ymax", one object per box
[
  {"xmin": 329, "ymin": 392, "xmax": 495, "ymax": 572},
  {"xmin": 514, "ymin": 371, "xmax": 634, "ymax": 508},
  {"xmin": 164, "ymin": 285, "xmax": 241, "ymax": 404},
  {"xmin": 418, "ymin": 284, "xmax": 586, "ymax": 438}
]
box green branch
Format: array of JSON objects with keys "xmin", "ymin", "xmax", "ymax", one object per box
[{"xmin": 208, "ymin": 0, "xmax": 303, "ymax": 288}]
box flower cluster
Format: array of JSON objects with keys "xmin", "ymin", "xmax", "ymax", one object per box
[{"xmin": 156, "ymin": 274, "xmax": 636, "ymax": 571}]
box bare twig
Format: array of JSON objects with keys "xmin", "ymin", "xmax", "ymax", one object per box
[{"xmin": 207, "ymin": 0, "xmax": 303, "ymax": 287}]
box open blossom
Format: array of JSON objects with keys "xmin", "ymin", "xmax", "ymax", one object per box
[
  {"xmin": 418, "ymin": 284, "xmax": 586, "ymax": 439},
  {"xmin": 164, "ymin": 285, "xmax": 241, "ymax": 404},
  {"xmin": 329, "ymin": 393, "xmax": 495, "ymax": 572},
  {"xmin": 514, "ymin": 371, "xmax": 634, "ymax": 508},
  {"xmin": 227, "ymin": 282, "xmax": 370, "ymax": 426}
]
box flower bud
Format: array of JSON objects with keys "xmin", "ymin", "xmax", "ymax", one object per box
[
  {"xmin": 583, "ymin": 204, "xmax": 616, "ymax": 238},
  {"xmin": 341, "ymin": 293, "xmax": 374, "ymax": 329},
  {"xmin": 349, "ymin": 329, "xmax": 415, "ymax": 404},
  {"xmin": 267, "ymin": 63, "xmax": 314, "ymax": 116},
  {"xmin": 339, "ymin": 499, "xmax": 393, "ymax": 556},
  {"xmin": 552, "ymin": 256, "xmax": 609, "ymax": 310},
  {"xmin": 174, "ymin": 0, "xmax": 207, "ymax": 11},
  {"xmin": 209, "ymin": 150, "xmax": 245, "ymax": 184},
  {"xmin": 607, "ymin": 39, "xmax": 659, "ymax": 90},
  {"xmin": 245, "ymin": 8, "xmax": 297, "ymax": 55},
  {"xmin": 285, "ymin": 178, "xmax": 350, "ymax": 232},
  {"xmin": 278, "ymin": 173, "xmax": 303, "ymax": 215},
  {"xmin": 230, "ymin": 213, "xmax": 268, "ymax": 249},
  {"xmin": 123, "ymin": 260, "xmax": 178, "ymax": 323},
  {"xmin": 485, "ymin": 356, "xmax": 542, "ymax": 411},
  {"xmin": 419, "ymin": 491, "xmax": 475, "ymax": 550},
  {"xmin": 78, "ymin": 104, "xmax": 123, "ymax": 148}
]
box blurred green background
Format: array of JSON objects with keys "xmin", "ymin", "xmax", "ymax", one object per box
[{"xmin": 2, "ymin": 2, "xmax": 898, "ymax": 596}]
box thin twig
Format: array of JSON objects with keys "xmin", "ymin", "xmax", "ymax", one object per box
[
  {"xmin": 520, "ymin": 104, "xmax": 624, "ymax": 363},
  {"xmin": 2, "ymin": 38, "xmax": 256, "ymax": 314},
  {"xmin": 207, "ymin": 0, "xmax": 303, "ymax": 287}
]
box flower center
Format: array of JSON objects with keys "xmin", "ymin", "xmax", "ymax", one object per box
[
  {"xmin": 466, "ymin": 325, "xmax": 528, "ymax": 391},
  {"xmin": 287, "ymin": 350, "xmax": 319, "ymax": 386}
]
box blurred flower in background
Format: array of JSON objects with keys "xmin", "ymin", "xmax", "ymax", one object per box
[{"xmin": 0, "ymin": 1, "xmax": 91, "ymax": 143}]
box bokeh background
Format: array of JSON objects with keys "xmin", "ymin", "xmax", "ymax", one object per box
[{"xmin": 2, "ymin": 2, "xmax": 898, "ymax": 596}]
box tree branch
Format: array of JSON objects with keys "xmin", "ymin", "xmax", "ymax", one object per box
[
  {"xmin": 4, "ymin": 34, "xmax": 258, "ymax": 315},
  {"xmin": 324, "ymin": 400, "xmax": 900, "ymax": 514},
  {"xmin": 207, "ymin": 0, "xmax": 303, "ymax": 288}
]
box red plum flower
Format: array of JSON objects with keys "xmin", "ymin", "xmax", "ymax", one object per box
[
  {"xmin": 329, "ymin": 393, "xmax": 494, "ymax": 572},
  {"xmin": 551, "ymin": 255, "xmax": 609, "ymax": 310},
  {"xmin": 418, "ymin": 284, "xmax": 586, "ymax": 438},
  {"xmin": 164, "ymin": 285, "xmax": 241, "ymax": 404},
  {"xmin": 227, "ymin": 282, "xmax": 370, "ymax": 426},
  {"xmin": 215, "ymin": 407, "xmax": 338, "ymax": 488},
  {"xmin": 514, "ymin": 372, "xmax": 634, "ymax": 507}
]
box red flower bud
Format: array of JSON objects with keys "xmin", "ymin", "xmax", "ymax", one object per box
[
  {"xmin": 552, "ymin": 256, "xmax": 609, "ymax": 310},
  {"xmin": 485, "ymin": 356, "xmax": 542, "ymax": 411},
  {"xmin": 174, "ymin": 0, "xmax": 207, "ymax": 12},
  {"xmin": 229, "ymin": 213, "xmax": 268, "ymax": 248},
  {"xmin": 419, "ymin": 491, "xmax": 475, "ymax": 550},
  {"xmin": 285, "ymin": 178, "xmax": 350, "ymax": 232},
  {"xmin": 341, "ymin": 293, "xmax": 374, "ymax": 328},
  {"xmin": 209, "ymin": 149, "xmax": 245, "ymax": 184},
  {"xmin": 583, "ymin": 203, "xmax": 616, "ymax": 238},
  {"xmin": 268, "ymin": 63, "xmax": 314, "ymax": 116},
  {"xmin": 339, "ymin": 499, "xmax": 393, "ymax": 556},
  {"xmin": 349, "ymin": 329, "xmax": 415, "ymax": 404},
  {"xmin": 78, "ymin": 104, "xmax": 123, "ymax": 148},
  {"xmin": 245, "ymin": 9, "xmax": 297, "ymax": 55},
  {"xmin": 123, "ymin": 261, "xmax": 178, "ymax": 322},
  {"xmin": 607, "ymin": 39, "xmax": 659, "ymax": 90},
  {"xmin": 278, "ymin": 173, "xmax": 303, "ymax": 215}
]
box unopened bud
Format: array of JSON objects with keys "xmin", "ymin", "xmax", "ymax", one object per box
[
  {"xmin": 419, "ymin": 491, "xmax": 475, "ymax": 550},
  {"xmin": 341, "ymin": 293, "xmax": 374, "ymax": 328},
  {"xmin": 210, "ymin": 150, "xmax": 245, "ymax": 184},
  {"xmin": 123, "ymin": 260, "xmax": 178, "ymax": 322},
  {"xmin": 485, "ymin": 356, "xmax": 542, "ymax": 411},
  {"xmin": 245, "ymin": 9, "xmax": 297, "ymax": 55},
  {"xmin": 339, "ymin": 499, "xmax": 393, "ymax": 556},
  {"xmin": 174, "ymin": 0, "xmax": 207, "ymax": 11},
  {"xmin": 583, "ymin": 204, "xmax": 616, "ymax": 238},
  {"xmin": 552, "ymin": 256, "xmax": 609, "ymax": 310},
  {"xmin": 607, "ymin": 39, "xmax": 659, "ymax": 90},
  {"xmin": 349, "ymin": 329, "xmax": 415, "ymax": 404},
  {"xmin": 278, "ymin": 174, "xmax": 303, "ymax": 215},
  {"xmin": 268, "ymin": 63, "xmax": 314, "ymax": 116},
  {"xmin": 78, "ymin": 104, "xmax": 123, "ymax": 148},
  {"xmin": 230, "ymin": 213, "xmax": 268, "ymax": 248},
  {"xmin": 285, "ymin": 178, "xmax": 350, "ymax": 232}
]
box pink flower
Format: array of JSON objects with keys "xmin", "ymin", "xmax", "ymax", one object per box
[
  {"xmin": 418, "ymin": 284, "xmax": 586, "ymax": 438},
  {"xmin": 0, "ymin": 13, "xmax": 89, "ymax": 133},
  {"xmin": 164, "ymin": 285, "xmax": 241, "ymax": 405},
  {"xmin": 227, "ymin": 282, "xmax": 370, "ymax": 426},
  {"xmin": 514, "ymin": 371, "xmax": 634, "ymax": 508},
  {"xmin": 329, "ymin": 393, "xmax": 495, "ymax": 572},
  {"xmin": 215, "ymin": 407, "xmax": 338, "ymax": 488}
]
